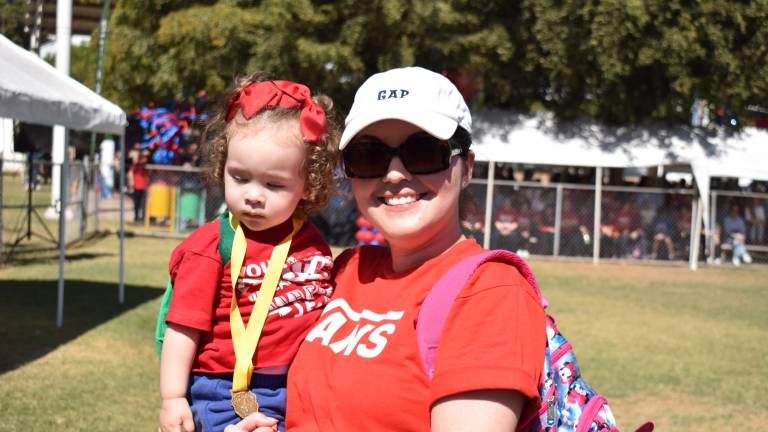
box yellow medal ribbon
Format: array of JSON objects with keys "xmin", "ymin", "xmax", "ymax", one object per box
[{"xmin": 228, "ymin": 213, "xmax": 303, "ymax": 396}]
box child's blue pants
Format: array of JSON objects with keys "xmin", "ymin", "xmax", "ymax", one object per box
[{"xmin": 188, "ymin": 373, "xmax": 286, "ymax": 432}]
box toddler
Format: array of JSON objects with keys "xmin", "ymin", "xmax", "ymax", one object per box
[{"xmin": 158, "ymin": 73, "xmax": 338, "ymax": 432}]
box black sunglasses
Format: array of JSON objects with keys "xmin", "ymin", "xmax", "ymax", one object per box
[{"xmin": 342, "ymin": 133, "xmax": 463, "ymax": 179}]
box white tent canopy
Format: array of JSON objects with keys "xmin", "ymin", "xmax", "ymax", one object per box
[
  {"xmin": 0, "ymin": 33, "xmax": 127, "ymax": 326},
  {"xmin": 471, "ymin": 110, "xmax": 768, "ymax": 269},
  {"xmin": 689, "ymin": 127, "xmax": 768, "ymax": 181},
  {"xmin": 0, "ymin": 33, "xmax": 126, "ymax": 133},
  {"xmin": 472, "ymin": 110, "xmax": 768, "ymax": 180}
]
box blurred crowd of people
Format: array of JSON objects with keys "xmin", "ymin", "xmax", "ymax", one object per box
[{"xmin": 456, "ymin": 164, "xmax": 768, "ymax": 264}]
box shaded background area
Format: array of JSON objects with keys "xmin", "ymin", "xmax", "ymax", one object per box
[{"xmin": 0, "ymin": 279, "xmax": 161, "ymax": 373}]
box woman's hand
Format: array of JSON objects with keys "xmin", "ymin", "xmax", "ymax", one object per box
[
  {"xmin": 159, "ymin": 397, "xmax": 194, "ymax": 432},
  {"xmin": 223, "ymin": 412, "xmax": 279, "ymax": 432}
]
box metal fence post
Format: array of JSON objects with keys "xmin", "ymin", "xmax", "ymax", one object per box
[
  {"xmin": 709, "ymin": 191, "xmax": 717, "ymax": 261},
  {"xmin": 689, "ymin": 196, "xmax": 700, "ymax": 270},
  {"xmin": 26, "ymin": 155, "xmax": 33, "ymax": 240},
  {"xmin": 554, "ymin": 184, "xmax": 563, "ymax": 256},
  {"xmin": 93, "ymin": 157, "xmax": 100, "ymax": 232},
  {"xmin": 57, "ymin": 147, "xmax": 68, "ymax": 328},
  {"xmin": 482, "ymin": 161, "xmax": 495, "ymax": 249},
  {"xmin": 592, "ymin": 167, "xmax": 603, "ymax": 264},
  {"xmin": 704, "ymin": 192, "xmax": 711, "ymax": 261},
  {"xmin": 79, "ymin": 161, "xmax": 87, "ymax": 238}
]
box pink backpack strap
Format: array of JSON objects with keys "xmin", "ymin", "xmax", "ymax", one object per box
[{"xmin": 416, "ymin": 249, "xmax": 547, "ymax": 379}]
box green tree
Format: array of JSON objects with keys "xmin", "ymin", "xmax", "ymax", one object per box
[
  {"xmin": 524, "ymin": 0, "xmax": 768, "ymax": 124},
  {"xmin": 0, "ymin": 0, "xmax": 31, "ymax": 48},
  {"xmin": 101, "ymin": 0, "xmax": 768, "ymax": 125},
  {"xmin": 44, "ymin": 42, "xmax": 99, "ymax": 90},
  {"xmin": 70, "ymin": 42, "xmax": 99, "ymax": 89}
]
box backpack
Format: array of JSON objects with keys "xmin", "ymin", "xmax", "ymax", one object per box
[
  {"xmin": 416, "ymin": 249, "xmax": 653, "ymax": 432},
  {"xmin": 154, "ymin": 213, "xmax": 235, "ymax": 356}
]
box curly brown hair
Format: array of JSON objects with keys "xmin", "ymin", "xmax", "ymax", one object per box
[{"xmin": 200, "ymin": 72, "xmax": 340, "ymax": 214}]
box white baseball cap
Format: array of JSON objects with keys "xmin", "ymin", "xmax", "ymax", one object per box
[{"xmin": 339, "ymin": 66, "xmax": 472, "ymax": 150}]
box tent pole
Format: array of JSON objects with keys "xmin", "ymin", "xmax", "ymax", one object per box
[
  {"xmin": 483, "ymin": 161, "xmax": 495, "ymax": 249},
  {"xmin": 554, "ymin": 184, "xmax": 563, "ymax": 256},
  {"xmin": 592, "ymin": 167, "xmax": 602, "ymax": 264},
  {"xmin": 689, "ymin": 196, "xmax": 702, "ymax": 270},
  {"xmin": 94, "ymin": 156, "xmax": 100, "ymax": 232},
  {"xmin": 119, "ymin": 134, "xmax": 125, "ymax": 304},
  {"xmin": 56, "ymin": 129, "xmax": 69, "ymax": 327},
  {"xmin": 0, "ymin": 155, "xmax": 3, "ymax": 260}
]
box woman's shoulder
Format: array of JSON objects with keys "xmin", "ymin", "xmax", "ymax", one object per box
[{"xmin": 458, "ymin": 253, "xmax": 542, "ymax": 306}]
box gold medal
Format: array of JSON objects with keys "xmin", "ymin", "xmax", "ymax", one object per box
[
  {"xmin": 228, "ymin": 216, "xmax": 302, "ymax": 420},
  {"xmin": 231, "ymin": 390, "xmax": 260, "ymax": 418}
]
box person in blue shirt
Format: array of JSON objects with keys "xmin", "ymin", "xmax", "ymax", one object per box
[{"xmin": 722, "ymin": 203, "xmax": 752, "ymax": 265}]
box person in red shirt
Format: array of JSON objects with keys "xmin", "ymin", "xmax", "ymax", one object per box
[
  {"xmin": 128, "ymin": 149, "xmax": 150, "ymax": 222},
  {"xmin": 535, "ymin": 205, "xmax": 556, "ymax": 254},
  {"xmin": 613, "ymin": 201, "xmax": 644, "ymax": 258},
  {"xmin": 560, "ymin": 198, "xmax": 591, "ymax": 256},
  {"xmin": 493, "ymin": 196, "xmax": 519, "ymax": 251},
  {"xmin": 227, "ymin": 67, "xmax": 546, "ymax": 432},
  {"xmin": 514, "ymin": 201, "xmax": 536, "ymax": 257},
  {"xmin": 158, "ymin": 74, "xmax": 339, "ymax": 432},
  {"xmin": 461, "ymin": 198, "xmax": 485, "ymax": 244}
]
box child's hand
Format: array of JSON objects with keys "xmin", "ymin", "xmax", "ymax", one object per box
[{"xmin": 160, "ymin": 397, "xmax": 195, "ymax": 432}]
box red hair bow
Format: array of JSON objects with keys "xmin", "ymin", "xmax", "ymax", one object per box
[{"xmin": 226, "ymin": 80, "xmax": 327, "ymax": 143}]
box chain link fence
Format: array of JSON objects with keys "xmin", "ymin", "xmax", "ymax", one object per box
[
  {"xmin": 3, "ymin": 153, "xmax": 766, "ymax": 267},
  {"xmin": 465, "ymin": 177, "xmax": 767, "ymax": 265}
]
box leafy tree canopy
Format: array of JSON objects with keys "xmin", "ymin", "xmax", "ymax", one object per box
[
  {"xmin": 98, "ymin": 0, "xmax": 768, "ymax": 125},
  {"xmin": 1, "ymin": 0, "xmax": 32, "ymax": 47}
]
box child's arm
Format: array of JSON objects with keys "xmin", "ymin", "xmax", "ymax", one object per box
[{"xmin": 159, "ymin": 323, "xmax": 200, "ymax": 432}]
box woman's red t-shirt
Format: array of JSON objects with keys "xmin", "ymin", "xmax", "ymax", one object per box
[{"xmin": 286, "ymin": 239, "xmax": 546, "ymax": 431}]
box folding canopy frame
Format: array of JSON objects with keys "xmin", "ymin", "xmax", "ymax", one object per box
[
  {"xmin": 0, "ymin": 33, "xmax": 128, "ymax": 326},
  {"xmin": 470, "ymin": 110, "xmax": 768, "ymax": 270}
]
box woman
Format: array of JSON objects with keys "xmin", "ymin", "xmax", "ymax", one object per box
[{"xmin": 227, "ymin": 67, "xmax": 546, "ymax": 432}]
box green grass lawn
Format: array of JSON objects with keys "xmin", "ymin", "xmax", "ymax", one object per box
[{"xmin": 0, "ymin": 232, "xmax": 766, "ymax": 431}]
